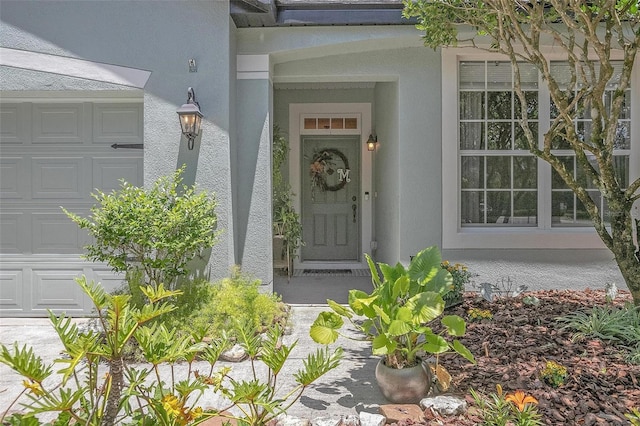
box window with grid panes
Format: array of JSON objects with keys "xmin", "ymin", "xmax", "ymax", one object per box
[
  {"xmin": 459, "ymin": 61, "xmax": 539, "ymax": 226},
  {"xmin": 458, "ymin": 60, "xmax": 631, "ymax": 228}
]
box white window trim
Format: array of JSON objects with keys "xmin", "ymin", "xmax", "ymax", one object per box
[{"xmin": 442, "ymin": 48, "xmax": 639, "ymax": 249}]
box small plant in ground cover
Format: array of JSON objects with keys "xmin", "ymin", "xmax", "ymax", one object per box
[
  {"xmin": 626, "ymin": 407, "xmax": 640, "ymax": 426},
  {"xmin": 0, "ymin": 277, "xmax": 341, "ymax": 426},
  {"xmin": 467, "ymin": 308, "xmax": 493, "ymax": 322},
  {"xmin": 63, "ymin": 166, "xmax": 218, "ymax": 292},
  {"xmin": 440, "ymin": 260, "xmax": 476, "ymax": 307},
  {"xmin": 167, "ymin": 267, "xmax": 287, "ymax": 340},
  {"xmin": 470, "ymin": 384, "xmax": 542, "ymax": 426},
  {"xmin": 556, "ymin": 303, "xmax": 640, "ymax": 343},
  {"xmin": 539, "ymin": 360, "xmax": 568, "ymax": 388}
]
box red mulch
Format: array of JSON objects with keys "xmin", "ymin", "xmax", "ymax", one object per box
[{"xmin": 426, "ymin": 289, "xmax": 640, "ymax": 426}]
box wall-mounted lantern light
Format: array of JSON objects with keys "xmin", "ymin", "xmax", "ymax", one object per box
[
  {"xmin": 176, "ymin": 87, "xmax": 203, "ymax": 150},
  {"xmin": 366, "ymin": 134, "xmax": 377, "ymax": 152}
]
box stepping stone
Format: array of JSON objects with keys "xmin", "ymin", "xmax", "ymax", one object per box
[{"xmin": 379, "ymin": 404, "xmax": 425, "ymax": 424}]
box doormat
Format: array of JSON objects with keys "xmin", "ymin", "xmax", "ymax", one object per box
[{"xmin": 294, "ymin": 269, "xmax": 371, "ymax": 277}]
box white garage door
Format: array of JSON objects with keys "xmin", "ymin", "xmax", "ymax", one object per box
[{"xmin": 0, "ymin": 96, "xmax": 143, "ymax": 317}]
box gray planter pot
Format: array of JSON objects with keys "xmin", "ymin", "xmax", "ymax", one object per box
[{"xmin": 374, "ymin": 358, "xmax": 432, "ymax": 404}]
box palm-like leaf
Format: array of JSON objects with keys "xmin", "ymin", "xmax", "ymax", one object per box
[
  {"xmin": 294, "ymin": 347, "xmax": 342, "ymax": 386},
  {"xmin": 0, "ymin": 343, "xmax": 52, "ymax": 383}
]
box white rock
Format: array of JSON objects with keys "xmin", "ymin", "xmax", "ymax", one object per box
[
  {"xmin": 341, "ymin": 414, "xmax": 360, "ymax": 426},
  {"xmin": 420, "ymin": 395, "xmax": 467, "ymax": 417},
  {"xmin": 220, "ymin": 343, "xmax": 247, "ymax": 362},
  {"xmin": 358, "ymin": 412, "xmax": 385, "ymax": 426},
  {"xmin": 312, "ymin": 415, "xmax": 342, "ymax": 426},
  {"xmin": 275, "ymin": 414, "xmax": 311, "ymax": 426}
]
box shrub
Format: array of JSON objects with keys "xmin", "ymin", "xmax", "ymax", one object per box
[
  {"xmin": 0, "ymin": 277, "xmax": 339, "ymax": 426},
  {"xmin": 64, "ymin": 167, "xmax": 218, "ymax": 290},
  {"xmin": 170, "ymin": 268, "xmax": 287, "ymax": 339}
]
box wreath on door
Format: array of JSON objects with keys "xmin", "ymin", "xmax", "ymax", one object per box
[{"xmin": 309, "ymin": 148, "xmax": 350, "ymax": 192}]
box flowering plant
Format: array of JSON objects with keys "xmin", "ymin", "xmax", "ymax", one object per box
[
  {"xmin": 540, "ymin": 360, "xmax": 568, "ymax": 388},
  {"xmin": 470, "ymin": 384, "xmax": 542, "ymax": 426},
  {"xmin": 441, "ymin": 260, "xmax": 476, "ymax": 307}
]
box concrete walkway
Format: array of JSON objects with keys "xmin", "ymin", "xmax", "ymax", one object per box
[{"xmin": 0, "ymin": 305, "xmax": 386, "ymax": 422}]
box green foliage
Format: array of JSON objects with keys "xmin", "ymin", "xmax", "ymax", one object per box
[
  {"xmin": 539, "ymin": 360, "xmax": 568, "ymax": 388},
  {"xmin": 167, "ymin": 268, "xmax": 287, "ymax": 340},
  {"xmin": 310, "ymin": 246, "xmax": 475, "ymax": 369},
  {"xmin": 441, "ymin": 260, "xmax": 476, "ymax": 307},
  {"xmin": 556, "ymin": 304, "xmax": 640, "ymax": 344},
  {"xmin": 63, "ymin": 167, "xmax": 218, "ymax": 289},
  {"xmin": 0, "ymin": 276, "xmax": 339, "ymax": 426},
  {"xmin": 204, "ymin": 321, "xmax": 342, "ymax": 426},
  {"xmin": 272, "ymin": 124, "xmax": 303, "ymax": 261},
  {"xmin": 470, "ymin": 385, "xmax": 543, "ymax": 426},
  {"xmin": 626, "ymin": 407, "xmax": 640, "ymax": 425}
]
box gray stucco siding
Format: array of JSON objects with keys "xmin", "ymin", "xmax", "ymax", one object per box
[{"xmin": 1, "ymin": 0, "xmax": 236, "ymax": 282}]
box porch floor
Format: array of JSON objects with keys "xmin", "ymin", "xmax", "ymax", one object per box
[{"xmin": 273, "ymin": 271, "xmax": 374, "ymax": 304}]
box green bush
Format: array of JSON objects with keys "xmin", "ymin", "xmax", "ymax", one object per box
[
  {"xmin": 168, "ymin": 268, "xmax": 287, "ymax": 339},
  {"xmin": 64, "ymin": 167, "xmax": 218, "ymax": 290}
]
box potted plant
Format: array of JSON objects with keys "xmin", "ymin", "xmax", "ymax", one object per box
[
  {"xmin": 310, "ymin": 246, "xmax": 476, "ymax": 403},
  {"xmin": 272, "ymin": 125, "xmax": 303, "ymax": 278}
]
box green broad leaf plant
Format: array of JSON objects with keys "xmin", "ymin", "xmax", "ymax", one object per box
[
  {"xmin": 0, "ymin": 277, "xmax": 342, "ymax": 426},
  {"xmin": 310, "ymin": 246, "xmax": 476, "ymax": 370}
]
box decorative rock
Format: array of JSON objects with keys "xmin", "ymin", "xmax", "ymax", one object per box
[
  {"xmin": 341, "ymin": 414, "xmax": 360, "ymax": 426},
  {"xmin": 420, "ymin": 395, "xmax": 467, "ymax": 417},
  {"xmin": 274, "ymin": 414, "xmax": 311, "ymax": 426},
  {"xmin": 312, "ymin": 415, "xmax": 342, "ymax": 426},
  {"xmin": 220, "ymin": 343, "xmax": 247, "ymax": 362},
  {"xmin": 358, "ymin": 412, "xmax": 385, "ymax": 426},
  {"xmin": 378, "ymin": 404, "xmax": 425, "ymax": 424}
]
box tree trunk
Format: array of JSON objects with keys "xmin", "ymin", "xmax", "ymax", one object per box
[
  {"xmin": 102, "ymin": 356, "xmax": 124, "ymax": 426},
  {"xmin": 608, "ymin": 213, "xmax": 640, "ymax": 307}
]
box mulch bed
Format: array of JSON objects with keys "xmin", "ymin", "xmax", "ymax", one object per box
[{"xmin": 429, "ymin": 289, "xmax": 640, "ymax": 425}]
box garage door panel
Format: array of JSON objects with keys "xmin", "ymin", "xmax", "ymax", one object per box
[
  {"xmin": 93, "ymin": 104, "xmax": 143, "ymax": 144},
  {"xmin": 0, "ymin": 212, "xmax": 26, "ymax": 253},
  {"xmin": 0, "ymin": 104, "xmax": 29, "ymax": 144},
  {"xmin": 93, "ymin": 157, "xmax": 142, "ymax": 193},
  {"xmin": 31, "ymin": 270, "xmax": 85, "ymax": 312},
  {"xmin": 32, "ymin": 104, "xmax": 85, "ymax": 144},
  {"xmin": 1, "ymin": 98, "xmax": 142, "ymax": 316},
  {"xmin": 32, "ymin": 212, "xmax": 85, "ymax": 254},
  {"xmin": 1, "ymin": 157, "xmax": 29, "ymax": 199},
  {"xmin": 32, "ymin": 157, "xmax": 84, "ymax": 199},
  {"xmin": 0, "ymin": 270, "xmax": 24, "ymax": 311},
  {"xmin": 93, "ymin": 270, "xmax": 126, "ymax": 294}
]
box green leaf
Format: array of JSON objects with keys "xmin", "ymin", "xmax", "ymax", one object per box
[
  {"xmin": 392, "ymin": 276, "xmax": 410, "ymax": 298},
  {"xmin": 441, "ymin": 315, "xmax": 467, "ymax": 336},
  {"xmin": 372, "ymin": 334, "xmax": 397, "ymax": 355},
  {"xmin": 372, "ymin": 304, "xmax": 391, "ymax": 324},
  {"xmin": 408, "ymin": 246, "xmax": 441, "ymax": 284},
  {"xmin": 309, "ymin": 312, "xmax": 343, "ymax": 344},
  {"xmin": 387, "ymin": 320, "xmax": 412, "ymax": 337},
  {"xmin": 366, "ymin": 254, "xmax": 382, "ymax": 288},
  {"xmin": 422, "ymin": 333, "xmax": 449, "ymax": 354},
  {"xmin": 451, "ymin": 339, "xmax": 476, "ymax": 364},
  {"xmin": 396, "ymin": 306, "xmax": 413, "ymax": 322},
  {"xmin": 295, "ymin": 347, "xmax": 343, "ymax": 386},
  {"xmin": 406, "ymin": 292, "xmax": 444, "ymax": 323},
  {"xmin": 327, "ymin": 299, "xmax": 353, "ymax": 318},
  {"xmin": 0, "ymin": 343, "xmax": 52, "ymax": 383}
]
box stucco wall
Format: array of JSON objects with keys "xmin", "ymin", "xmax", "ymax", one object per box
[{"xmin": 1, "ymin": 0, "xmax": 235, "ymax": 282}]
